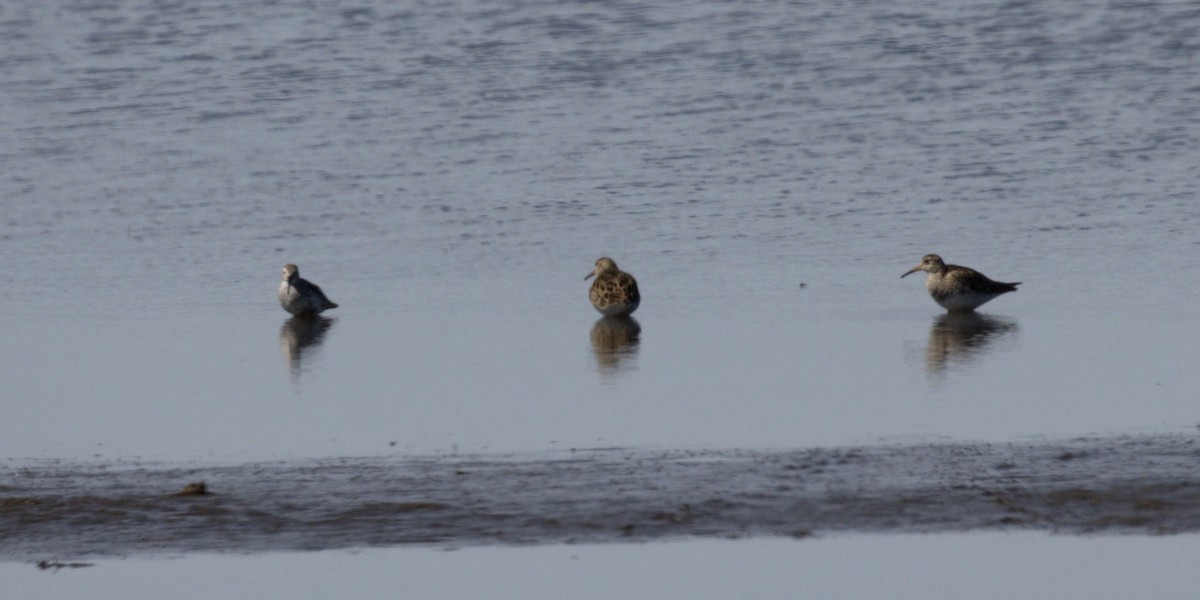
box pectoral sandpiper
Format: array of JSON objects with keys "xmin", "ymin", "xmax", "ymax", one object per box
[
  {"xmin": 279, "ymin": 263, "xmax": 339, "ymax": 316},
  {"xmin": 585, "ymin": 257, "xmax": 640, "ymax": 317},
  {"xmin": 901, "ymin": 254, "xmax": 1019, "ymax": 312}
]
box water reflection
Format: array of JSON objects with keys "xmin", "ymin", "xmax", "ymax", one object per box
[
  {"xmin": 590, "ymin": 316, "xmax": 641, "ymax": 377},
  {"xmin": 925, "ymin": 312, "xmax": 1018, "ymax": 378},
  {"xmin": 280, "ymin": 315, "xmax": 335, "ymax": 380}
]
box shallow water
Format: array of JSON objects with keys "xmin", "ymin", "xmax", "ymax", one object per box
[
  {"xmin": 2, "ymin": 0, "xmax": 1200, "ymax": 572},
  {"xmin": 7, "ymin": 534, "xmax": 1200, "ymax": 600}
]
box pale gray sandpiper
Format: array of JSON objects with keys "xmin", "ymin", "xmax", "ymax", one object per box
[
  {"xmin": 901, "ymin": 254, "xmax": 1019, "ymax": 312},
  {"xmin": 585, "ymin": 257, "xmax": 640, "ymax": 317},
  {"xmin": 278, "ymin": 263, "xmax": 339, "ymax": 316}
]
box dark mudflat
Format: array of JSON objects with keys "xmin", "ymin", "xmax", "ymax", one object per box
[{"xmin": 3, "ymin": 434, "xmax": 1199, "ymax": 560}]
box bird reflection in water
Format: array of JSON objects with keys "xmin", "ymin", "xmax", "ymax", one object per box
[
  {"xmin": 925, "ymin": 312, "xmax": 1017, "ymax": 378},
  {"xmin": 280, "ymin": 315, "xmax": 335, "ymax": 380},
  {"xmin": 590, "ymin": 316, "xmax": 640, "ymax": 377}
]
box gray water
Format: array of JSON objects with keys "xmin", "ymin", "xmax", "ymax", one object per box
[
  {"xmin": 2, "ymin": 0, "xmax": 1200, "ymax": 577},
  {"xmin": 7, "ymin": 535, "xmax": 1200, "ymax": 600}
]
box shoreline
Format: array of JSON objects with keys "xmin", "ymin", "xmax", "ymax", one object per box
[{"xmin": 3, "ymin": 433, "xmax": 1199, "ymax": 560}]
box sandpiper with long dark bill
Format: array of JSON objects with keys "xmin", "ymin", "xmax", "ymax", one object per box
[
  {"xmin": 901, "ymin": 254, "xmax": 1019, "ymax": 312},
  {"xmin": 585, "ymin": 257, "xmax": 640, "ymax": 317},
  {"xmin": 278, "ymin": 263, "xmax": 339, "ymax": 316}
]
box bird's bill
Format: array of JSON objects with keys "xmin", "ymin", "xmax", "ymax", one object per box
[
  {"xmin": 584, "ymin": 272, "xmax": 595, "ymax": 281},
  {"xmin": 900, "ymin": 265, "xmax": 922, "ymax": 278}
]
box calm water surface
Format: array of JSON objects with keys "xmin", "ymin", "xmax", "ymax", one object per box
[
  {"xmin": 7, "ymin": 535, "xmax": 1200, "ymax": 600},
  {"xmin": 2, "ymin": 0, "xmax": 1200, "ymax": 575}
]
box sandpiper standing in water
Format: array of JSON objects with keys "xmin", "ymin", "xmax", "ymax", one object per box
[
  {"xmin": 586, "ymin": 257, "xmax": 640, "ymax": 317},
  {"xmin": 902, "ymin": 254, "xmax": 1019, "ymax": 312},
  {"xmin": 279, "ymin": 263, "xmax": 339, "ymax": 316}
]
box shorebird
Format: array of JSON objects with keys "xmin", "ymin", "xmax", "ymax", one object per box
[
  {"xmin": 278, "ymin": 263, "xmax": 338, "ymax": 316},
  {"xmin": 901, "ymin": 254, "xmax": 1019, "ymax": 312},
  {"xmin": 585, "ymin": 257, "xmax": 640, "ymax": 317}
]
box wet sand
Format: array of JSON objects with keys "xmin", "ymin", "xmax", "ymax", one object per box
[{"xmin": 3, "ymin": 433, "xmax": 1198, "ymax": 560}]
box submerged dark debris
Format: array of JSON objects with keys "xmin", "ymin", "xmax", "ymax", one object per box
[
  {"xmin": 174, "ymin": 482, "xmax": 209, "ymax": 496},
  {"xmin": 36, "ymin": 560, "xmax": 94, "ymax": 571}
]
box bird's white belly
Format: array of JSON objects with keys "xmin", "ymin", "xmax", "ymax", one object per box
[
  {"xmin": 934, "ymin": 292, "xmax": 996, "ymax": 311},
  {"xmin": 596, "ymin": 299, "xmax": 639, "ymax": 317},
  {"xmin": 279, "ymin": 283, "xmax": 312, "ymax": 314}
]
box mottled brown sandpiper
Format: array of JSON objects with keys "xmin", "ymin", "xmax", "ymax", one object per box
[
  {"xmin": 901, "ymin": 254, "xmax": 1019, "ymax": 312},
  {"xmin": 585, "ymin": 257, "xmax": 640, "ymax": 317}
]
